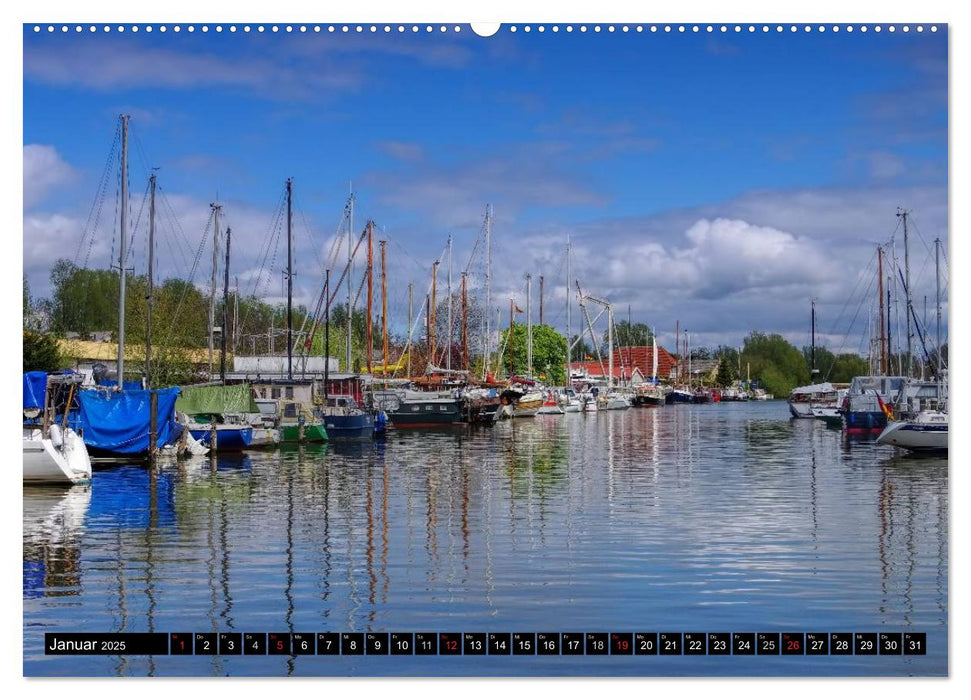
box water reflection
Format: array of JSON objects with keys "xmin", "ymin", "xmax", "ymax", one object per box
[
  {"xmin": 23, "ymin": 486, "xmax": 90, "ymax": 598},
  {"xmin": 23, "ymin": 402, "xmax": 948, "ymax": 676}
]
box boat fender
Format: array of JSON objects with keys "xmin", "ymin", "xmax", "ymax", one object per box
[{"xmin": 49, "ymin": 423, "xmax": 63, "ymax": 448}]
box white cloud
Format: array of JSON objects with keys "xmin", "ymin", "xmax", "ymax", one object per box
[
  {"xmin": 23, "ymin": 145, "xmax": 76, "ymax": 210},
  {"xmin": 24, "ymin": 42, "xmax": 362, "ymax": 100}
]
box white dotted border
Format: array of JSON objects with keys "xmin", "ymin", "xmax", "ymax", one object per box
[{"xmin": 31, "ymin": 24, "xmax": 940, "ymax": 35}]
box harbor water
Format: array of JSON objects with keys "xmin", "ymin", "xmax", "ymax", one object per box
[{"xmin": 23, "ymin": 401, "xmax": 948, "ymax": 676}]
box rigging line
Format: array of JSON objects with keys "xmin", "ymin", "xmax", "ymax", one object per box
[
  {"xmin": 155, "ymin": 185, "xmax": 195, "ymax": 272},
  {"xmin": 161, "ymin": 209, "xmax": 213, "ymax": 347},
  {"xmin": 107, "ymin": 156, "xmax": 121, "ymax": 273},
  {"xmin": 326, "ymin": 206, "xmax": 350, "ymax": 273},
  {"xmin": 822, "ymin": 246, "xmax": 878, "ymax": 340},
  {"xmin": 295, "ymin": 200, "xmax": 327, "ymax": 280},
  {"xmin": 825, "ymin": 264, "xmax": 877, "ymax": 380},
  {"xmin": 128, "ymin": 180, "xmax": 151, "ymax": 276},
  {"xmin": 906, "ymin": 213, "xmax": 942, "ymax": 262},
  {"xmin": 74, "ymin": 124, "xmax": 120, "ymax": 268},
  {"xmin": 246, "ymin": 187, "xmax": 287, "ymax": 301}
]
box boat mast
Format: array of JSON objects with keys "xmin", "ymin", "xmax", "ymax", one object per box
[
  {"xmin": 652, "ymin": 328, "xmax": 658, "ymax": 382},
  {"xmin": 539, "ymin": 275, "xmax": 544, "ymax": 326},
  {"xmin": 484, "ymin": 204, "xmax": 492, "ymax": 379},
  {"xmin": 508, "ymin": 298, "xmax": 514, "ymax": 378},
  {"xmin": 286, "ymin": 177, "xmax": 293, "ymax": 381},
  {"xmin": 607, "ymin": 304, "xmax": 614, "ymax": 390},
  {"xmin": 431, "ymin": 260, "xmax": 438, "ymax": 367},
  {"xmin": 366, "ymin": 220, "xmax": 373, "ymax": 374},
  {"xmin": 898, "ymin": 208, "xmax": 913, "ymax": 376},
  {"xmin": 407, "ymin": 283, "xmax": 413, "ymax": 377},
  {"xmin": 221, "ymin": 227, "xmax": 231, "ymax": 384},
  {"xmin": 674, "ymin": 320, "xmax": 679, "ymax": 382},
  {"xmin": 381, "ymin": 239, "xmax": 388, "ymax": 383},
  {"xmin": 446, "ymin": 235, "xmax": 452, "ymax": 371},
  {"xmin": 146, "ymin": 171, "xmax": 156, "ymax": 388},
  {"xmin": 233, "ymin": 276, "xmax": 239, "ymax": 356},
  {"xmin": 208, "ymin": 202, "xmax": 221, "ymax": 378},
  {"xmin": 878, "ymin": 245, "xmax": 887, "ymax": 374},
  {"xmin": 810, "ymin": 298, "xmax": 816, "ymax": 376},
  {"xmin": 566, "ymin": 236, "xmax": 571, "ymax": 384},
  {"xmin": 461, "ymin": 272, "xmax": 468, "ymax": 371},
  {"xmin": 935, "ymin": 237, "xmax": 942, "ymax": 377},
  {"xmin": 117, "ymin": 114, "xmax": 129, "ymax": 388},
  {"xmin": 346, "ymin": 186, "xmax": 353, "ymax": 373},
  {"xmin": 528, "ymin": 275, "xmax": 535, "ymax": 377},
  {"xmin": 324, "ymin": 269, "xmax": 330, "ymax": 400},
  {"xmin": 686, "ymin": 330, "xmax": 691, "ymax": 388}
]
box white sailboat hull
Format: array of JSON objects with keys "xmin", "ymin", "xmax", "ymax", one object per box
[
  {"xmin": 876, "ymin": 413, "xmax": 948, "ymax": 453},
  {"xmin": 23, "ymin": 429, "xmax": 92, "ymax": 485}
]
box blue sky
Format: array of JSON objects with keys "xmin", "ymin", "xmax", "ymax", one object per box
[{"xmin": 22, "ymin": 23, "xmax": 948, "ymax": 354}]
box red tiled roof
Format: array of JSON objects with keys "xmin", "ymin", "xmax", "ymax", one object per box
[
  {"xmin": 611, "ymin": 346, "xmax": 677, "ymax": 379},
  {"xmin": 570, "ymin": 361, "xmax": 627, "ymax": 378}
]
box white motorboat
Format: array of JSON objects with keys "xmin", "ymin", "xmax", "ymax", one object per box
[
  {"xmin": 561, "ymin": 388, "xmax": 582, "ymax": 413},
  {"xmin": 23, "ymin": 373, "xmax": 92, "ymax": 485},
  {"xmin": 788, "ymin": 382, "xmax": 844, "ymax": 418},
  {"xmin": 875, "ymin": 410, "xmax": 948, "ymax": 453},
  {"xmin": 604, "ymin": 391, "xmax": 632, "ymax": 410}
]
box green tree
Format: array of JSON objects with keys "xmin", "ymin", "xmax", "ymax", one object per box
[
  {"xmin": 829, "ymin": 353, "xmax": 869, "ymax": 383},
  {"xmin": 607, "ymin": 320, "xmax": 652, "ymax": 350},
  {"xmin": 23, "ymin": 330, "xmax": 62, "ymax": 372},
  {"xmin": 802, "ymin": 345, "xmax": 835, "ymax": 379},
  {"xmin": 713, "ymin": 346, "xmax": 740, "ymax": 386},
  {"xmin": 741, "ymin": 331, "xmax": 809, "ymax": 397},
  {"xmin": 500, "ymin": 323, "xmax": 567, "ymax": 384},
  {"xmin": 49, "ymin": 260, "xmax": 119, "ymax": 337}
]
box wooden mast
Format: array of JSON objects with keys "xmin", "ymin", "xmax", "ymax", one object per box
[
  {"xmin": 366, "ymin": 220, "xmax": 373, "ymax": 374},
  {"xmin": 380, "ymin": 239, "xmax": 388, "ymax": 381},
  {"xmin": 430, "ymin": 260, "xmax": 438, "ymax": 366}
]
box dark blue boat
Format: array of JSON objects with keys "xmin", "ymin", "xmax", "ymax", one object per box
[
  {"xmin": 317, "ymin": 395, "xmax": 375, "ymax": 440},
  {"xmin": 187, "ymin": 421, "xmax": 254, "ymax": 451}
]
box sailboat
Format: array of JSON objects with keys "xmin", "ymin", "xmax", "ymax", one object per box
[
  {"xmin": 633, "ymin": 330, "xmax": 669, "ymax": 406},
  {"xmin": 74, "ymin": 115, "xmax": 193, "ymax": 458},
  {"xmin": 875, "ymin": 235, "xmax": 947, "ymax": 453},
  {"xmin": 23, "ymin": 372, "xmax": 92, "ymax": 484}
]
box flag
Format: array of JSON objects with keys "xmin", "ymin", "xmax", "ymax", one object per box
[{"xmin": 514, "ymin": 304, "xmax": 524, "ymax": 313}]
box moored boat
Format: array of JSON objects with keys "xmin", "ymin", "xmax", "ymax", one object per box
[
  {"xmin": 875, "ymin": 410, "xmax": 948, "ymax": 453},
  {"xmin": 23, "ymin": 372, "xmax": 92, "ymax": 485},
  {"xmin": 318, "ymin": 394, "xmax": 375, "ymax": 440},
  {"xmin": 388, "ymin": 390, "xmax": 465, "ymax": 427},
  {"xmin": 536, "ymin": 391, "xmax": 565, "ymax": 415},
  {"xmin": 788, "ymin": 382, "xmax": 843, "ymax": 419}
]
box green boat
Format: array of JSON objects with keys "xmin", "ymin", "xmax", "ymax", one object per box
[{"xmin": 277, "ymin": 400, "xmax": 328, "ymax": 443}]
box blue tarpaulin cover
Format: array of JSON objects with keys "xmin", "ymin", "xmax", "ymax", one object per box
[
  {"xmin": 77, "ymin": 386, "xmax": 181, "ymax": 454},
  {"xmin": 23, "ymin": 371, "xmax": 47, "ymax": 409},
  {"xmin": 97, "ymin": 378, "xmax": 145, "ymax": 391}
]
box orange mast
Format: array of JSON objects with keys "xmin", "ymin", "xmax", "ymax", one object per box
[
  {"xmin": 381, "ymin": 239, "xmax": 388, "ymax": 380},
  {"xmin": 365, "ymin": 220, "xmax": 374, "ymax": 374}
]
